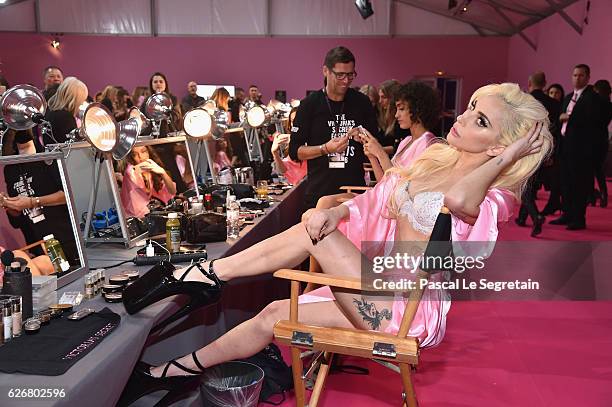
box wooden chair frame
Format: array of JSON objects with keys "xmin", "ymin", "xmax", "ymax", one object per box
[
  {"xmin": 18, "ymin": 239, "xmax": 48, "ymax": 255},
  {"xmin": 275, "ymin": 207, "xmax": 451, "ymax": 406},
  {"xmin": 273, "ymin": 268, "xmax": 432, "ymax": 407}
]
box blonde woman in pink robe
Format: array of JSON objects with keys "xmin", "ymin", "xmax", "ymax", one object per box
[{"xmin": 119, "ymin": 84, "xmax": 553, "ymax": 394}]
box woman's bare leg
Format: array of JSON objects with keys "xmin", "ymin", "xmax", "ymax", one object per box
[
  {"xmin": 175, "ymin": 220, "xmax": 368, "ymax": 291},
  {"xmin": 307, "ymin": 193, "xmax": 355, "ymax": 281},
  {"xmin": 151, "ymin": 299, "xmax": 357, "ymax": 377},
  {"xmin": 154, "ymin": 223, "xmax": 400, "ymax": 378},
  {"xmin": 175, "ymin": 224, "xmax": 396, "ymax": 335},
  {"xmin": 31, "ymin": 255, "xmax": 54, "ymax": 275}
]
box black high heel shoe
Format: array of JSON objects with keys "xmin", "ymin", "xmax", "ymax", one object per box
[
  {"xmin": 117, "ymin": 352, "xmax": 205, "ymax": 407},
  {"xmin": 122, "ymin": 260, "xmax": 225, "ymax": 331}
]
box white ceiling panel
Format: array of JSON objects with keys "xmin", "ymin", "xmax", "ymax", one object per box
[
  {"xmin": 394, "ymin": 1, "xmax": 477, "ymax": 35},
  {"xmin": 0, "ymin": 0, "xmax": 582, "ymax": 37},
  {"xmin": 211, "ymin": 0, "xmax": 267, "ymax": 35},
  {"xmin": 39, "ymin": 0, "xmax": 151, "ymax": 35},
  {"xmin": 271, "ymin": 0, "xmax": 391, "ymax": 36},
  {"xmin": 156, "ymin": 0, "xmax": 213, "ymax": 35},
  {"xmin": 0, "ymin": 0, "xmax": 36, "ymax": 32}
]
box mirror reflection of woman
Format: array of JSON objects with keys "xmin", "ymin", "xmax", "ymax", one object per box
[
  {"xmin": 271, "ymin": 107, "xmax": 306, "ymax": 185},
  {"xmin": 212, "ymin": 139, "xmax": 237, "ymax": 176},
  {"xmin": 120, "ymin": 146, "xmax": 177, "ymax": 218},
  {"xmin": 173, "ymin": 143, "xmax": 195, "ymax": 190}
]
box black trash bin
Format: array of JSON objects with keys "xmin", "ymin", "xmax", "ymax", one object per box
[{"xmin": 200, "ymin": 361, "xmax": 264, "ymax": 407}]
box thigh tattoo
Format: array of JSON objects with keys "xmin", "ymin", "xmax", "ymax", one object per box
[{"xmin": 353, "ymin": 297, "xmax": 392, "ymax": 330}]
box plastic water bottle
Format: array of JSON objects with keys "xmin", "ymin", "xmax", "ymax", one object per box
[{"xmin": 226, "ymin": 195, "xmax": 240, "ymax": 239}]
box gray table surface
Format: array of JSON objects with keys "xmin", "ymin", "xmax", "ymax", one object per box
[{"xmin": 0, "ymin": 182, "xmax": 305, "ymax": 407}]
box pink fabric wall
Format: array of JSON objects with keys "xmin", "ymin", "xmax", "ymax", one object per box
[
  {"xmin": 0, "ymin": 34, "xmax": 508, "ymax": 109},
  {"xmin": 507, "ymin": 0, "xmax": 612, "ymax": 91}
]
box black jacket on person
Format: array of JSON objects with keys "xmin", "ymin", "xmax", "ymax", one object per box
[
  {"xmin": 561, "ymin": 85, "xmax": 605, "ymax": 158},
  {"xmin": 181, "ymin": 94, "xmax": 206, "ymax": 113},
  {"xmin": 531, "ymin": 89, "xmax": 561, "ymax": 155},
  {"xmin": 559, "ymin": 85, "xmax": 607, "ymax": 225}
]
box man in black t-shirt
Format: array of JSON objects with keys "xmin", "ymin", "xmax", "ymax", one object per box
[
  {"xmin": 289, "ymin": 46, "xmax": 378, "ymax": 210},
  {"xmin": 2, "ymin": 160, "xmax": 79, "ymax": 267}
]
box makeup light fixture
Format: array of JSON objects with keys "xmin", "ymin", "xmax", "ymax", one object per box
[
  {"xmin": 51, "ymin": 37, "xmax": 60, "ymax": 49},
  {"xmin": 80, "ymin": 103, "xmax": 141, "ymax": 242}
]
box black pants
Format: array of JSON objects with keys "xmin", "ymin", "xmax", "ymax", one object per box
[
  {"xmin": 560, "ymin": 149, "xmax": 593, "ymax": 225},
  {"xmin": 542, "ymin": 160, "xmax": 562, "ymax": 211},
  {"xmin": 518, "ymin": 173, "xmax": 541, "ymax": 224}
]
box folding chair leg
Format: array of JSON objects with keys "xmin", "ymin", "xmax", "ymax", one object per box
[
  {"xmin": 291, "ymin": 347, "xmax": 306, "ymax": 406},
  {"xmin": 399, "ymin": 363, "xmax": 418, "ymax": 407},
  {"xmin": 308, "ymin": 352, "xmax": 333, "ymax": 407}
]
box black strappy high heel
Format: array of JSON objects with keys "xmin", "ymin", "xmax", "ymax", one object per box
[
  {"xmin": 117, "ymin": 352, "xmax": 206, "ymax": 407},
  {"xmin": 122, "ymin": 260, "xmax": 225, "ymax": 331}
]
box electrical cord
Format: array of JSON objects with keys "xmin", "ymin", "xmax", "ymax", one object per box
[
  {"xmin": 93, "ymin": 259, "xmax": 132, "ymax": 270},
  {"xmin": 147, "ymin": 239, "xmax": 171, "ymax": 262}
]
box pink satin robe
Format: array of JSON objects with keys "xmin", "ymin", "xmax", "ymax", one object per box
[
  {"xmin": 120, "ymin": 164, "xmax": 175, "ymax": 218},
  {"xmin": 281, "ymin": 157, "xmax": 307, "ymax": 186},
  {"xmin": 391, "ymin": 131, "xmax": 436, "ymax": 169},
  {"xmin": 299, "ymin": 138, "xmax": 517, "ymax": 348}
]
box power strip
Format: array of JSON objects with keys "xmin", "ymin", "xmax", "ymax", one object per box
[{"xmin": 133, "ymin": 250, "xmax": 208, "ymax": 266}]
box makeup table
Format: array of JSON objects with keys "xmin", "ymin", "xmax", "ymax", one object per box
[{"xmin": 0, "ymin": 181, "xmax": 305, "ymax": 407}]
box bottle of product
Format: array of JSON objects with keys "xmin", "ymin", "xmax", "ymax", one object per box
[
  {"xmin": 204, "ymin": 193, "xmax": 213, "ymax": 211},
  {"xmin": 226, "ymin": 195, "xmax": 240, "ymax": 239},
  {"xmin": 84, "ymin": 275, "xmax": 95, "ymax": 299},
  {"xmin": 100, "ymin": 269, "xmax": 106, "ymax": 286},
  {"xmin": 11, "ymin": 296, "xmax": 22, "ymax": 337},
  {"xmin": 2, "ymin": 300, "xmax": 12, "ymax": 342},
  {"xmin": 225, "ymin": 189, "xmax": 231, "ymax": 211},
  {"xmin": 166, "ymin": 213, "xmax": 181, "ymax": 253},
  {"xmin": 43, "ymin": 234, "xmax": 70, "ymax": 273}
]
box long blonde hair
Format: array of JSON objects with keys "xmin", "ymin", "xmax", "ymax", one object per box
[
  {"xmin": 390, "ymin": 83, "xmax": 553, "ymax": 212},
  {"xmin": 48, "ymin": 77, "xmax": 88, "ymax": 116},
  {"xmin": 99, "ymin": 85, "xmax": 118, "ymax": 104}
]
